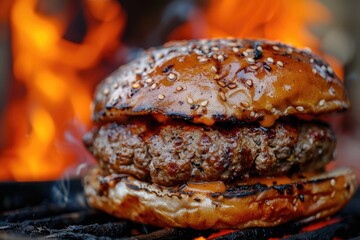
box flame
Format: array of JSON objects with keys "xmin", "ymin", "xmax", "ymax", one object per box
[
  {"xmin": 0, "ymin": 0, "xmax": 125, "ymax": 181},
  {"xmin": 301, "ymin": 217, "xmax": 341, "ymax": 232},
  {"xmin": 195, "ymin": 218, "xmax": 342, "ymax": 240},
  {"xmin": 170, "ymin": 0, "xmax": 342, "ymax": 77},
  {"xmin": 171, "ymin": 0, "xmax": 329, "ymax": 47}
]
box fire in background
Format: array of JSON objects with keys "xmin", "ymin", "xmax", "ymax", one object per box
[
  {"xmin": 0, "ymin": 0, "xmax": 126, "ymax": 180},
  {"xmin": 0, "ymin": 0, "xmax": 339, "ymax": 181}
]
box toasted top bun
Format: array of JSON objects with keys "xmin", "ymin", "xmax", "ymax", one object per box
[{"xmin": 93, "ymin": 39, "xmax": 349, "ymax": 127}]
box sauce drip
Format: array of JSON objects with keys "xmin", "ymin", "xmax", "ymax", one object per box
[{"xmin": 183, "ymin": 181, "xmax": 226, "ymax": 193}]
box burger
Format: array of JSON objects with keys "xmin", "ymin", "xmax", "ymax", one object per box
[{"xmin": 83, "ymin": 39, "xmax": 357, "ymax": 229}]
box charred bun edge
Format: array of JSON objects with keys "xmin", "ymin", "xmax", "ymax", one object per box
[
  {"xmin": 92, "ymin": 38, "xmax": 350, "ymax": 126},
  {"xmin": 84, "ymin": 167, "xmax": 357, "ymax": 230}
]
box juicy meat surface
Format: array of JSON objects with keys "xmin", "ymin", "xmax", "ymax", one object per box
[{"xmin": 83, "ymin": 119, "xmax": 335, "ymax": 186}]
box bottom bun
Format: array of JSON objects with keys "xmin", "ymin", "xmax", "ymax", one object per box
[{"xmin": 84, "ymin": 167, "xmax": 357, "ymax": 230}]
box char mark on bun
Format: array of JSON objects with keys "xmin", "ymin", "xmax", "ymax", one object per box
[{"xmin": 84, "ymin": 38, "xmax": 357, "ymax": 230}]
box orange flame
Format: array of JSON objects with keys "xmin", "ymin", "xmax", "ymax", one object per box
[
  {"xmin": 171, "ymin": 0, "xmax": 329, "ymax": 47},
  {"xmin": 170, "ymin": 0, "xmax": 342, "ymax": 77},
  {"xmin": 0, "ymin": 0, "xmax": 125, "ymax": 181}
]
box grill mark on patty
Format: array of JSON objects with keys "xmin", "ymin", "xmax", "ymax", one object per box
[{"xmin": 84, "ymin": 119, "xmax": 336, "ymax": 186}]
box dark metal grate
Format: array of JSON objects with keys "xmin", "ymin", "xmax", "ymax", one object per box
[{"xmin": 0, "ymin": 179, "xmax": 359, "ymax": 240}]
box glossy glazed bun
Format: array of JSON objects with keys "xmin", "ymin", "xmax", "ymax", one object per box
[{"xmin": 92, "ymin": 39, "xmax": 349, "ymax": 127}]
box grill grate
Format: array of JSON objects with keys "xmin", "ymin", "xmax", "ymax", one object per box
[{"xmin": 0, "ymin": 179, "xmax": 359, "ymax": 240}]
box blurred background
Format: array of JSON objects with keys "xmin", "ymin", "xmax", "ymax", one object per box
[{"xmin": 0, "ymin": 0, "xmax": 359, "ymax": 182}]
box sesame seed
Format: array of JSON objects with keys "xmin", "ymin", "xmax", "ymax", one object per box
[
  {"xmin": 256, "ymin": 45, "xmax": 263, "ymax": 51},
  {"xmin": 217, "ymin": 55, "xmax": 225, "ymax": 62},
  {"xmin": 310, "ymin": 58, "xmax": 314, "ymax": 63},
  {"xmin": 213, "ymin": 75, "xmax": 220, "ymax": 80},
  {"xmin": 286, "ymin": 48, "xmax": 293, "ymax": 54},
  {"xmin": 145, "ymin": 78, "xmax": 153, "ymax": 83},
  {"xmin": 296, "ymin": 106, "xmax": 304, "ymax": 112},
  {"xmin": 330, "ymin": 179, "xmax": 336, "ymax": 187},
  {"xmin": 246, "ymin": 79, "xmax": 253, "ymax": 87},
  {"xmin": 194, "ymin": 49, "xmax": 203, "ymax": 55},
  {"xmin": 158, "ymin": 94, "xmax": 165, "ymax": 100},
  {"xmin": 232, "ymin": 47, "xmax": 239, "ymax": 53},
  {"xmin": 272, "ymin": 46, "xmax": 280, "ymax": 51},
  {"xmin": 168, "ymin": 73, "xmax": 177, "ymax": 81},
  {"xmin": 319, "ymin": 99, "xmax": 325, "ymax": 106},
  {"xmin": 200, "ymin": 100, "xmax": 209, "ymax": 107},
  {"xmin": 176, "ymin": 86, "xmax": 183, "ymax": 92},
  {"xmin": 103, "ymin": 88, "xmax": 109, "ymax": 95},
  {"xmin": 329, "ymin": 87, "xmax": 335, "ymax": 96},
  {"xmin": 151, "ymin": 83, "xmax": 157, "ymax": 89},
  {"xmin": 219, "ymin": 92, "xmax": 226, "ymax": 101},
  {"xmin": 265, "ymin": 200, "xmax": 270, "ymax": 206},
  {"xmin": 134, "ymin": 69, "xmax": 142, "ymax": 75},
  {"xmin": 331, "ymin": 191, "xmax": 336, "ymax": 198},
  {"xmin": 211, "ymin": 66, "xmax": 218, "ymax": 73},
  {"xmin": 157, "ymin": 53, "xmax": 164, "ymax": 59},
  {"xmin": 312, "ymin": 68, "xmax": 317, "ymax": 74},
  {"xmin": 304, "ymin": 47, "xmax": 312, "ymax": 53},
  {"xmin": 249, "ymin": 65, "xmax": 259, "ymax": 70},
  {"xmin": 186, "ymin": 97, "xmax": 194, "ymax": 104},
  {"xmin": 266, "ymin": 57, "xmax": 274, "ymax": 64},
  {"xmin": 132, "ymin": 83, "xmax": 140, "ymax": 89},
  {"xmin": 276, "ymin": 61, "xmax": 284, "ymax": 67},
  {"xmin": 212, "ymin": 46, "xmax": 219, "ymax": 51},
  {"xmin": 250, "ymin": 111, "xmax": 255, "ymax": 117},
  {"xmin": 217, "ymin": 81, "xmax": 226, "ymax": 87},
  {"xmin": 327, "ymin": 66, "xmax": 333, "ymax": 74},
  {"xmin": 228, "ymin": 83, "xmax": 237, "ymax": 89},
  {"xmin": 321, "ymin": 65, "xmax": 327, "ymax": 71},
  {"xmin": 243, "ymin": 51, "xmax": 249, "ymax": 57},
  {"xmin": 203, "ymin": 45, "xmax": 210, "ymax": 50},
  {"xmin": 113, "ymin": 83, "xmax": 119, "ymax": 89},
  {"xmin": 241, "ymin": 102, "xmax": 249, "ymax": 108},
  {"xmin": 247, "ymin": 57, "xmax": 255, "ymax": 64},
  {"xmin": 198, "ymin": 57, "xmax": 208, "ymax": 63}
]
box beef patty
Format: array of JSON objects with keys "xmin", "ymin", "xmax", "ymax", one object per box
[{"xmin": 83, "ymin": 119, "xmax": 335, "ymax": 186}]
